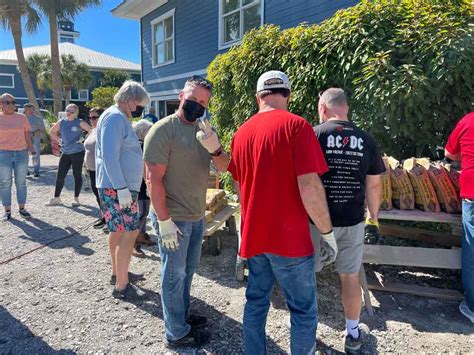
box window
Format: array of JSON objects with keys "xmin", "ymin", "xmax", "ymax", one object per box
[
  {"xmin": 78, "ymin": 89, "xmax": 89, "ymax": 101},
  {"xmin": 0, "ymin": 74, "xmax": 14, "ymax": 88},
  {"xmin": 219, "ymin": 0, "xmax": 263, "ymax": 49},
  {"xmin": 151, "ymin": 8, "xmax": 175, "ymax": 67}
]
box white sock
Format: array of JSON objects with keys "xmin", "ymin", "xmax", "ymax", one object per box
[{"xmin": 346, "ymin": 319, "xmax": 359, "ymax": 338}]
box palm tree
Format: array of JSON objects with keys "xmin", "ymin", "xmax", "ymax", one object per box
[
  {"xmin": 0, "ymin": 1, "xmax": 41, "ymax": 109},
  {"xmin": 26, "ymin": 53, "xmax": 50, "ymax": 108},
  {"xmin": 33, "ymin": 0, "xmax": 101, "ymax": 114},
  {"xmin": 60, "ymin": 54, "xmax": 91, "ymax": 106}
]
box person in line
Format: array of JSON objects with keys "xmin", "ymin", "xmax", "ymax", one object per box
[
  {"xmin": 46, "ymin": 104, "xmax": 91, "ymax": 207},
  {"xmin": 0, "ymin": 93, "xmax": 35, "ymax": 221},
  {"xmin": 313, "ymin": 88, "xmax": 385, "ymax": 354},
  {"xmin": 445, "ymin": 112, "xmax": 474, "ymax": 324},
  {"xmin": 144, "ymin": 106, "xmax": 158, "ymax": 124},
  {"xmin": 131, "ymin": 118, "xmax": 156, "ymax": 256},
  {"xmin": 144, "ymin": 75, "xmax": 229, "ymax": 348},
  {"xmin": 96, "ymin": 81, "xmax": 149, "ymax": 300},
  {"xmin": 83, "ymin": 107, "xmax": 105, "ymax": 229},
  {"xmin": 227, "ymin": 71, "xmax": 334, "ymax": 354},
  {"xmin": 24, "ymin": 103, "xmax": 46, "ymax": 177}
]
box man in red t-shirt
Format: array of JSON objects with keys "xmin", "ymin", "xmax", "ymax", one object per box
[
  {"xmin": 228, "ymin": 71, "xmax": 335, "ymax": 354},
  {"xmin": 445, "ymin": 112, "xmax": 474, "ymax": 324}
]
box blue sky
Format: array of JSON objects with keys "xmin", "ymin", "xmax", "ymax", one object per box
[{"xmin": 0, "ymin": 1, "xmax": 140, "ymax": 64}]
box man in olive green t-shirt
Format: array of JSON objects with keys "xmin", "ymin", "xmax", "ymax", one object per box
[{"xmin": 143, "ymin": 76, "xmax": 229, "ymax": 348}]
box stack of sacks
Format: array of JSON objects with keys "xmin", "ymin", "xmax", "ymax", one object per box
[
  {"xmin": 387, "ymin": 157, "xmax": 415, "ymax": 210},
  {"xmin": 205, "ymin": 189, "xmax": 227, "ymax": 223}
]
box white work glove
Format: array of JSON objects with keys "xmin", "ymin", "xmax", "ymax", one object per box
[
  {"xmin": 196, "ymin": 119, "xmax": 221, "ymax": 154},
  {"xmin": 117, "ymin": 188, "xmax": 133, "ymax": 209},
  {"xmin": 158, "ymin": 218, "xmax": 182, "ymax": 251},
  {"xmin": 319, "ymin": 230, "xmax": 338, "ymax": 268}
]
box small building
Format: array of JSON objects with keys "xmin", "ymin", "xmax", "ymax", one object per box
[
  {"xmin": 0, "ymin": 20, "xmax": 141, "ymax": 107},
  {"xmin": 112, "ymin": 0, "xmax": 358, "ymax": 119}
]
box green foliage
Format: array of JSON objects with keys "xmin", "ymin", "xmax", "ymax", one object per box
[
  {"xmin": 86, "ymin": 86, "xmax": 118, "ymax": 109},
  {"xmin": 208, "ymin": 0, "xmax": 473, "ymax": 161},
  {"xmin": 101, "ymin": 69, "xmax": 131, "ymax": 88}
]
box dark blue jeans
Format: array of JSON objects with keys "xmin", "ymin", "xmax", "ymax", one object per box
[
  {"xmin": 153, "ymin": 217, "xmax": 205, "ymax": 340},
  {"xmin": 244, "ymin": 254, "xmax": 317, "ymax": 355},
  {"xmin": 462, "ymin": 199, "xmax": 474, "ymax": 311}
]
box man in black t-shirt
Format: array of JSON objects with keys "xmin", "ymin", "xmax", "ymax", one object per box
[{"xmin": 313, "ymin": 88, "xmax": 385, "ymax": 354}]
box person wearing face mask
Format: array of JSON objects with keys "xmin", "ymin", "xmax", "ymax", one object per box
[
  {"xmin": 46, "ymin": 103, "xmax": 91, "ymax": 207},
  {"xmin": 95, "ymin": 81, "xmax": 150, "ymax": 300},
  {"xmin": 143, "ymin": 76, "xmax": 229, "ymax": 349}
]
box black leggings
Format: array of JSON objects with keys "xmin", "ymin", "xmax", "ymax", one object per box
[
  {"xmin": 54, "ymin": 151, "xmax": 85, "ymax": 198},
  {"xmin": 87, "ymin": 169, "xmax": 101, "ymax": 209}
]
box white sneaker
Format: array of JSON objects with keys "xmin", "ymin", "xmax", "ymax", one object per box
[
  {"xmin": 72, "ymin": 197, "xmax": 80, "ymax": 206},
  {"xmin": 459, "ymin": 300, "xmax": 474, "ymax": 323},
  {"xmin": 45, "ymin": 197, "xmax": 62, "ymax": 206}
]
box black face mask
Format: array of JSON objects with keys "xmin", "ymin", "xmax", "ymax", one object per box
[
  {"xmin": 131, "ymin": 105, "xmax": 144, "ymax": 118},
  {"xmin": 182, "ymin": 99, "xmax": 205, "ymax": 122}
]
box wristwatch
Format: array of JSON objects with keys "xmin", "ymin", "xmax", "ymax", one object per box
[{"xmin": 210, "ymin": 147, "xmax": 223, "ymax": 157}]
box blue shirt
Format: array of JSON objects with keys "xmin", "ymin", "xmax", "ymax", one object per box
[
  {"xmin": 144, "ymin": 113, "xmax": 158, "ymax": 124},
  {"xmin": 95, "ymin": 106, "xmax": 143, "ymax": 191},
  {"xmin": 60, "ymin": 118, "xmax": 84, "ymax": 154}
]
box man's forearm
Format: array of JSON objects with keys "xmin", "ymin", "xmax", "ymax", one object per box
[
  {"xmin": 366, "ymin": 184, "xmax": 381, "ymax": 221},
  {"xmin": 149, "ymin": 180, "xmax": 170, "ymax": 221},
  {"xmin": 298, "ymin": 173, "xmax": 332, "ymax": 233},
  {"xmin": 212, "ymin": 152, "xmax": 230, "ymax": 172}
]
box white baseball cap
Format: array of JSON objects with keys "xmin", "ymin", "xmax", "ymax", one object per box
[{"xmin": 256, "ymin": 70, "xmax": 291, "ymax": 93}]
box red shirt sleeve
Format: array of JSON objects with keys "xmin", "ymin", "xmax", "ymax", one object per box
[
  {"xmin": 227, "ymin": 136, "xmax": 239, "ymax": 182},
  {"xmin": 445, "ymin": 118, "xmax": 465, "ymax": 155},
  {"xmin": 293, "ymin": 121, "xmax": 328, "ymax": 176}
]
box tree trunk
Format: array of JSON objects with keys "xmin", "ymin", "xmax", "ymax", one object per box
[
  {"xmin": 48, "ymin": 8, "xmax": 62, "ymax": 115},
  {"xmin": 64, "ymin": 86, "xmax": 71, "ymax": 107},
  {"xmin": 9, "ymin": 14, "xmax": 39, "ymax": 111}
]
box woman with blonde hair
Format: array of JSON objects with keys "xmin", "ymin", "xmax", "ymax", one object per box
[{"xmin": 46, "ymin": 103, "xmax": 91, "ymax": 206}]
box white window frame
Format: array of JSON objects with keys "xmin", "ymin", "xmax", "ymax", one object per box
[
  {"xmin": 218, "ymin": 0, "xmax": 264, "ymax": 50},
  {"xmin": 151, "ymin": 8, "xmax": 176, "ymax": 68},
  {"xmin": 0, "ymin": 73, "xmax": 15, "ymax": 89},
  {"xmin": 77, "ymin": 89, "xmax": 89, "ymax": 101}
]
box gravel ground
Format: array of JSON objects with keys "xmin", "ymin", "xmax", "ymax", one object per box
[{"xmin": 0, "ymin": 155, "xmax": 473, "ymax": 354}]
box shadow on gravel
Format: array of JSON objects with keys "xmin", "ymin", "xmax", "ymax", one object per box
[
  {"xmin": 10, "ymin": 218, "xmax": 95, "ymax": 256},
  {"xmin": 123, "ymin": 286, "xmax": 286, "ymax": 353},
  {"xmin": 0, "ymin": 306, "xmax": 75, "ymax": 354}
]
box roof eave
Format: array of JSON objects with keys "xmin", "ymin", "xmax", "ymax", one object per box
[{"xmin": 111, "ymin": 0, "xmax": 168, "ymax": 20}]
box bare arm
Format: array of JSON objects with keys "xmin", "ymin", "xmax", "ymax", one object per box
[
  {"xmin": 212, "ymin": 151, "xmax": 230, "ymax": 172},
  {"xmin": 80, "ymin": 121, "xmax": 92, "ymax": 132},
  {"xmin": 297, "ymin": 172, "xmax": 332, "ymax": 234},
  {"xmin": 445, "ymin": 148, "xmax": 461, "ymax": 162},
  {"xmin": 145, "ymin": 161, "xmax": 170, "ymax": 221},
  {"xmin": 366, "ymin": 174, "xmax": 382, "ymax": 221}
]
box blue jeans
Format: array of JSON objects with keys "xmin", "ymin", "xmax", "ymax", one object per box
[
  {"xmin": 31, "ymin": 136, "xmax": 41, "ymax": 174},
  {"xmin": 153, "ymin": 216, "xmax": 205, "ymax": 340},
  {"xmin": 0, "ymin": 149, "xmax": 29, "ymax": 208},
  {"xmin": 462, "ymin": 199, "xmax": 474, "ymax": 311},
  {"xmin": 244, "ymin": 254, "xmax": 317, "ymax": 355}
]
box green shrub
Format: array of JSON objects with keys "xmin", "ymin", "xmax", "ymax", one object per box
[
  {"xmin": 208, "ymin": 0, "xmax": 473, "ymax": 161},
  {"xmin": 86, "ymin": 86, "xmax": 118, "ymax": 109}
]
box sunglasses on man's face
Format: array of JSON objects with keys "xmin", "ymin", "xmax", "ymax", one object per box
[
  {"xmin": 89, "ymin": 116, "xmax": 99, "ymax": 120},
  {"xmin": 2, "ymin": 100, "xmax": 16, "ymax": 105},
  {"xmin": 66, "ymin": 110, "xmax": 76, "ymax": 113}
]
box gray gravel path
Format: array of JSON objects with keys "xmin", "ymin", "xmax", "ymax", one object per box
[{"xmin": 0, "ymin": 155, "xmax": 472, "ymax": 354}]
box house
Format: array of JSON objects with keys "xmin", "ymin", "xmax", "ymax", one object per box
[
  {"xmin": 0, "ymin": 20, "xmax": 141, "ymax": 108},
  {"xmin": 112, "ymin": 0, "xmax": 358, "ymax": 119}
]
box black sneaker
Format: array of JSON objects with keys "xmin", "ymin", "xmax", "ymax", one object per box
[
  {"xmin": 19, "ymin": 208, "xmax": 31, "ymax": 219},
  {"xmin": 186, "ymin": 314, "xmax": 208, "ymax": 328},
  {"xmin": 344, "ymin": 323, "xmax": 369, "ymax": 355},
  {"xmin": 164, "ymin": 327, "xmax": 210, "ymax": 349},
  {"xmin": 111, "ymin": 283, "xmax": 146, "ymax": 300},
  {"xmin": 34, "ymin": 172, "xmax": 40, "ymax": 178},
  {"xmin": 110, "ymin": 272, "xmax": 145, "ymax": 285},
  {"xmin": 2, "ymin": 211, "xmax": 11, "ymax": 221},
  {"xmin": 93, "ymin": 218, "xmax": 106, "ymax": 229}
]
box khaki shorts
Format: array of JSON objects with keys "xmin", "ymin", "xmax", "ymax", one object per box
[{"xmin": 310, "ymin": 222, "xmax": 365, "ymax": 274}]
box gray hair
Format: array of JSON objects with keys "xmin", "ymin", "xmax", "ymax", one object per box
[
  {"xmin": 133, "ymin": 119, "xmax": 153, "ymax": 141},
  {"xmin": 114, "ymin": 80, "xmax": 150, "ymax": 106},
  {"xmin": 319, "ymin": 88, "xmax": 348, "ymax": 108},
  {"xmin": 0, "ymin": 92, "xmax": 14, "ymax": 101},
  {"xmin": 183, "ymin": 75, "xmax": 213, "ymax": 94}
]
